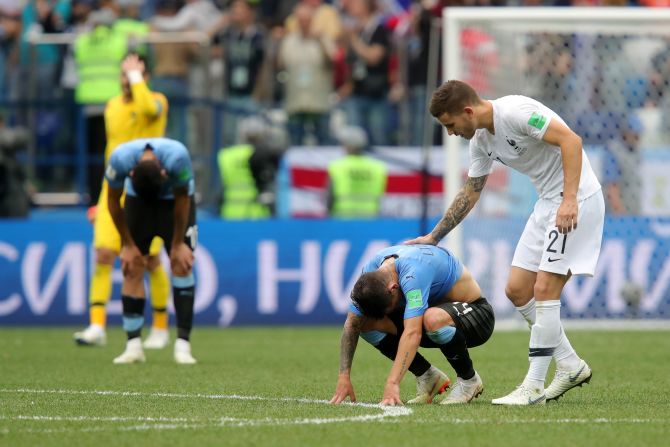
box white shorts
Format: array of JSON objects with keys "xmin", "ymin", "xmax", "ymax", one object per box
[{"xmin": 511, "ymin": 190, "xmax": 605, "ymax": 277}]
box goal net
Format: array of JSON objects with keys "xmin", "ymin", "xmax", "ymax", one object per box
[{"xmin": 441, "ymin": 7, "xmax": 670, "ymax": 323}]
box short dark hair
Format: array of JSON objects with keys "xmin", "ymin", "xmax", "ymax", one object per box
[
  {"xmin": 429, "ymin": 80, "xmax": 481, "ymax": 118},
  {"xmin": 350, "ymin": 271, "xmax": 391, "ymax": 320},
  {"xmin": 131, "ymin": 159, "xmax": 163, "ymax": 200}
]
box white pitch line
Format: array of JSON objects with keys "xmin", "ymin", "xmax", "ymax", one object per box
[
  {"xmin": 0, "ymin": 388, "xmax": 412, "ymax": 434},
  {"xmin": 5, "ymin": 388, "xmax": 663, "ymax": 435},
  {"xmin": 379, "ymin": 417, "xmax": 668, "ymax": 425},
  {"xmin": 0, "ymin": 415, "xmax": 192, "ymax": 423}
]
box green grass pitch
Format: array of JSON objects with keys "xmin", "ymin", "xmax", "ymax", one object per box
[{"xmin": 1, "ymin": 327, "xmax": 669, "ymax": 447}]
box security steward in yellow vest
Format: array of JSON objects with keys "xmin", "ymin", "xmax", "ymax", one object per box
[
  {"xmin": 75, "ymin": 9, "xmax": 128, "ymax": 201},
  {"xmin": 327, "ymin": 126, "xmax": 387, "ymax": 218},
  {"xmin": 75, "ymin": 10, "xmax": 127, "ymax": 104},
  {"xmin": 114, "ymin": 0, "xmax": 150, "ymax": 55},
  {"xmin": 218, "ymin": 116, "xmax": 271, "ymax": 219}
]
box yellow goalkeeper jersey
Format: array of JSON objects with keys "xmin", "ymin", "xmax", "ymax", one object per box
[{"xmin": 103, "ymin": 80, "xmax": 168, "ymax": 162}]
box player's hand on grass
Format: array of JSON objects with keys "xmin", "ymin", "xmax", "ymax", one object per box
[
  {"xmin": 380, "ymin": 382, "xmax": 403, "ymax": 406},
  {"xmin": 556, "ymin": 196, "xmax": 578, "ymax": 234},
  {"xmin": 403, "ymin": 234, "xmax": 437, "ymax": 246},
  {"xmin": 171, "ymin": 242, "xmax": 194, "ymax": 275},
  {"xmin": 120, "ymin": 244, "xmax": 144, "ymax": 276},
  {"xmin": 330, "ymin": 375, "xmax": 356, "ymax": 404}
]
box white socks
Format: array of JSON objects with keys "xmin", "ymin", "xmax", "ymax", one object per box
[
  {"xmin": 516, "ymin": 299, "xmax": 536, "ymax": 328},
  {"xmin": 516, "ymin": 298, "xmax": 581, "ymax": 372},
  {"xmin": 524, "ymin": 300, "xmax": 561, "ymax": 390}
]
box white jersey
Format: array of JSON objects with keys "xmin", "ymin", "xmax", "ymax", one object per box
[{"xmin": 468, "ymin": 95, "xmax": 601, "ymax": 201}]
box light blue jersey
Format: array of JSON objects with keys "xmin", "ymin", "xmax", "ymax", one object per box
[
  {"xmin": 105, "ymin": 138, "xmax": 195, "ymax": 198},
  {"xmin": 349, "ymin": 245, "xmax": 463, "ymax": 320}
]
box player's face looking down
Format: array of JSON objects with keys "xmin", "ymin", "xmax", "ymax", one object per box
[{"xmin": 437, "ymin": 107, "xmax": 477, "ymax": 140}]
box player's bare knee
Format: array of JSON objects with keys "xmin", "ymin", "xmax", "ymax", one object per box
[
  {"xmin": 146, "ymin": 255, "xmax": 160, "ymax": 271},
  {"xmin": 123, "ymin": 264, "xmax": 145, "ymax": 284},
  {"xmin": 96, "ymin": 248, "xmax": 116, "ymax": 265},
  {"xmin": 533, "ymin": 280, "xmax": 554, "ymax": 300},
  {"xmin": 171, "ymin": 264, "xmax": 191, "ymax": 277},
  {"xmin": 505, "ymin": 283, "xmax": 533, "ymax": 306},
  {"xmin": 423, "ymin": 308, "xmax": 453, "ymax": 332}
]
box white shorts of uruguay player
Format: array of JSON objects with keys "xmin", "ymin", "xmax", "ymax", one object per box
[{"xmin": 512, "ymin": 189, "xmax": 605, "ymax": 277}]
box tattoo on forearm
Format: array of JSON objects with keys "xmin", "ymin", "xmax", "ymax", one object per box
[
  {"xmin": 431, "ymin": 175, "xmax": 487, "ymax": 241},
  {"xmin": 400, "ymin": 351, "xmax": 410, "ymax": 375},
  {"xmin": 468, "ymin": 175, "xmax": 488, "ymax": 193},
  {"xmin": 339, "ymin": 316, "xmax": 363, "ymax": 373}
]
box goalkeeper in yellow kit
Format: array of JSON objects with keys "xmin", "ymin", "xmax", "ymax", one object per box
[{"xmin": 74, "ymin": 53, "xmax": 171, "ymax": 349}]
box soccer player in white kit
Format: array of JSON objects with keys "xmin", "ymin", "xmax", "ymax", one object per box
[{"xmin": 406, "ymin": 80, "xmax": 604, "ymax": 405}]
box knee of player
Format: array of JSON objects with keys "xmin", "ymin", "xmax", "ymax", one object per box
[
  {"xmin": 96, "ymin": 248, "xmax": 117, "ymax": 265},
  {"xmin": 505, "ymin": 283, "xmax": 530, "ymax": 304},
  {"xmin": 123, "ymin": 265, "xmax": 145, "ymax": 282},
  {"xmin": 360, "ymin": 330, "xmax": 386, "ymax": 346},
  {"xmin": 533, "ymin": 280, "xmax": 553, "ymax": 300},
  {"xmin": 171, "ymin": 263, "xmax": 192, "ymax": 277},
  {"xmin": 146, "ymin": 255, "xmax": 161, "ymax": 271},
  {"xmin": 423, "ymin": 307, "xmax": 453, "ymax": 333}
]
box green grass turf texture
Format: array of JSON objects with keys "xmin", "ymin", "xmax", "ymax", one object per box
[{"xmin": 1, "ymin": 327, "xmax": 668, "ymax": 447}]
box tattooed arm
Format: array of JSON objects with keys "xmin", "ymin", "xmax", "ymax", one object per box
[
  {"xmin": 330, "ymin": 313, "xmax": 365, "ymax": 404},
  {"xmin": 405, "ymin": 175, "xmax": 488, "ymax": 246},
  {"xmin": 380, "ymin": 316, "xmax": 423, "ymax": 406}
]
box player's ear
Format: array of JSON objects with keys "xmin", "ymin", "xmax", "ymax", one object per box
[{"xmin": 463, "ymin": 106, "xmax": 474, "ymax": 117}]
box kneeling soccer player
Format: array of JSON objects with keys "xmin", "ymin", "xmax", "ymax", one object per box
[
  {"xmin": 105, "ymin": 137, "xmax": 198, "ymax": 365},
  {"xmin": 330, "ymin": 244, "xmax": 495, "ymax": 406}
]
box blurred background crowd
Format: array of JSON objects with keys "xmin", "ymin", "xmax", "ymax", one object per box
[{"xmin": 1, "ymin": 0, "xmax": 669, "ymax": 218}]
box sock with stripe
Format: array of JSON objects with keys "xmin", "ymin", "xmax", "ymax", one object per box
[
  {"xmin": 524, "ymin": 300, "xmax": 561, "ymax": 389},
  {"xmin": 428, "ymin": 326, "xmax": 475, "ymax": 380},
  {"xmin": 173, "ymin": 274, "xmax": 195, "ymax": 341},
  {"xmin": 121, "ymin": 295, "xmax": 145, "ymax": 340},
  {"xmin": 517, "ymin": 298, "xmax": 581, "ymax": 372}
]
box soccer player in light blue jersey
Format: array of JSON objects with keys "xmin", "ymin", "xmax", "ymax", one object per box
[
  {"xmin": 105, "ymin": 137, "xmax": 198, "ymax": 365},
  {"xmin": 331, "ymin": 244, "xmax": 495, "ymax": 406}
]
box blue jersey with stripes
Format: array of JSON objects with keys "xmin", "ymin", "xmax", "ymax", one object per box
[
  {"xmin": 349, "ymin": 245, "xmax": 463, "ymax": 320},
  {"xmin": 105, "ymin": 137, "xmax": 195, "ymax": 198}
]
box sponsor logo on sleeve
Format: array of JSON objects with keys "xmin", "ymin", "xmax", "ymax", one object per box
[
  {"xmin": 528, "ymin": 112, "xmax": 547, "ymax": 130},
  {"xmin": 105, "ymin": 165, "xmax": 116, "ymax": 180},
  {"xmin": 406, "ymin": 289, "xmax": 423, "ymax": 309},
  {"xmin": 179, "ymin": 168, "xmax": 191, "ymax": 181}
]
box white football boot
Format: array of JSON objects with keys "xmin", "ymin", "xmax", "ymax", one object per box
[
  {"xmin": 73, "ymin": 325, "xmax": 106, "ymax": 346},
  {"xmin": 113, "ymin": 338, "xmax": 146, "ymax": 364},
  {"xmin": 143, "ymin": 328, "xmax": 169, "ymax": 349},
  {"xmin": 440, "ymin": 371, "xmax": 484, "ymax": 405},
  {"xmin": 407, "ymin": 366, "xmax": 451, "ymax": 404},
  {"xmin": 174, "ymin": 338, "xmax": 197, "ymax": 365},
  {"xmin": 491, "ymin": 383, "xmax": 546, "ymax": 406},
  {"xmin": 545, "ymin": 360, "xmax": 592, "ymax": 401}
]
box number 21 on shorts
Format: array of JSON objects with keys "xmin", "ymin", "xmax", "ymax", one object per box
[{"xmin": 546, "ymin": 229, "xmax": 566, "ymax": 263}]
